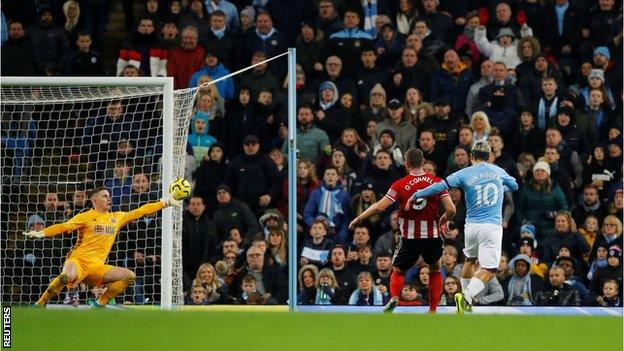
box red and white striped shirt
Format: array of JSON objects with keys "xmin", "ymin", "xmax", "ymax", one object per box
[{"xmin": 385, "ymin": 171, "xmax": 449, "ymax": 239}]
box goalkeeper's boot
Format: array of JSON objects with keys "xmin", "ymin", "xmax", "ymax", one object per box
[
  {"xmin": 454, "ymin": 293, "xmax": 472, "ymax": 314},
  {"xmin": 88, "ymin": 300, "xmax": 105, "ymax": 309},
  {"xmin": 383, "ymin": 296, "xmax": 399, "ymax": 313}
]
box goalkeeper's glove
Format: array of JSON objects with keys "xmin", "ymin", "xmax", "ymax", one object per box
[
  {"xmin": 23, "ymin": 231, "xmax": 45, "ymax": 239},
  {"xmin": 161, "ymin": 193, "xmax": 183, "ymax": 208}
]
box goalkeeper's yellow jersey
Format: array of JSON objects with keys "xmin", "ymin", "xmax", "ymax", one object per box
[{"xmin": 42, "ymin": 201, "xmax": 166, "ymax": 265}]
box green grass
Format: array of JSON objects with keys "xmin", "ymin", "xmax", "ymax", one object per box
[{"xmin": 11, "ymin": 308, "xmax": 623, "ymax": 351}]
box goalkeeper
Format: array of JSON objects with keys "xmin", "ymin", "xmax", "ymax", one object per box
[{"xmin": 24, "ymin": 186, "xmax": 181, "ymax": 307}]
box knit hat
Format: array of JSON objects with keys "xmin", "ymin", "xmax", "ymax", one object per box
[
  {"xmin": 555, "ymin": 255, "xmax": 576, "ymax": 266},
  {"xmin": 557, "ymin": 106, "xmax": 575, "ymax": 119},
  {"xmin": 379, "ymin": 129, "xmax": 396, "ymax": 141},
  {"xmin": 520, "ymin": 237, "xmax": 535, "ymax": 250},
  {"xmin": 240, "ymin": 6, "xmax": 256, "ymax": 20},
  {"xmin": 533, "ymin": 161, "xmax": 550, "ymax": 176},
  {"xmin": 607, "ymin": 246, "xmax": 622, "ymax": 259},
  {"xmin": 215, "ymin": 183, "xmax": 231, "ymax": 194},
  {"xmin": 496, "ymin": 28, "xmax": 515, "ymax": 40},
  {"xmin": 588, "ymin": 69, "xmax": 605, "ymax": 83},
  {"xmin": 26, "ymin": 214, "xmax": 45, "ymax": 230},
  {"xmin": 369, "ymin": 83, "xmax": 386, "ymax": 98},
  {"xmin": 593, "ymin": 46, "xmax": 611, "ymax": 60}
]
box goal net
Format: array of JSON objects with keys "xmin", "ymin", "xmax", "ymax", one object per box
[{"xmin": 0, "ymin": 77, "xmax": 195, "ymax": 308}]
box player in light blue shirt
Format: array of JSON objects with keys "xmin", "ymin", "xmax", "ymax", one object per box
[{"xmin": 406, "ymin": 141, "xmax": 518, "ymax": 313}]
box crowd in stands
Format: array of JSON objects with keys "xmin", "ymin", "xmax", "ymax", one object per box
[{"xmin": 1, "ymin": 0, "xmax": 623, "ymax": 307}]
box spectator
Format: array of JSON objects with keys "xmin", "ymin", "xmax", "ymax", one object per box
[
  {"xmin": 201, "ymin": 10, "xmax": 239, "ymax": 71},
  {"xmin": 395, "ymin": 0, "xmax": 418, "ymax": 36},
  {"xmin": 505, "ymin": 254, "xmax": 544, "ymax": 306},
  {"xmin": 243, "ymin": 11, "xmax": 286, "ymax": 79},
  {"xmin": 230, "ymin": 245, "xmax": 287, "ymax": 303},
  {"xmin": 516, "ymin": 161, "xmax": 569, "ymax": 241},
  {"xmin": 475, "ymin": 25, "xmax": 532, "ymax": 69},
  {"xmin": 441, "ymin": 244, "xmax": 462, "ymax": 278},
  {"xmin": 579, "ymin": 215, "xmax": 600, "ymax": 253},
  {"xmin": 160, "ymin": 19, "xmax": 180, "ymax": 49},
  {"xmin": 116, "ymin": 16, "xmax": 167, "ymax": 77},
  {"xmin": 555, "ymin": 256, "xmax": 592, "ymax": 305},
  {"xmin": 182, "ymin": 196, "xmax": 218, "ymax": 286},
  {"xmin": 439, "ymin": 275, "xmax": 462, "ymax": 306},
  {"xmin": 104, "ymin": 161, "xmax": 133, "ymax": 211},
  {"xmin": 299, "ymin": 218, "xmax": 334, "ymax": 268},
  {"xmin": 365, "ymin": 149, "xmax": 403, "ymax": 197},
  {"xmin": 477, "ymin": 62, "xmax": 520, "ymax": 112},
  {"xmin": 29, "ymin": 5, "xmax": 69, "ymax": 75},
  {"xmin": 430, "ymin": 49, "xmax": 474, "ymax": 113},
  {"xmin": 239, "ymin": 51, "xmax": 280, "ymax": 101},
  {"xmin": 423, "ymin": 97, "xmax": 462, "ymax": 154},
  {"xmin": 282, "ymin": 105, "xmax": 330, "ymax": 163},
  {"xmin": 212, "ymin": 184, "xmax": 260, "ymax": 243},
  {"xmin": 454, "ymin": 11, "xmax": 482, "ymax": 64},
  {"xmin": 186, "ymin": 285, "xmax": 209, "ymax": 305},
  {"xmin": 206, "ymin": 0, "xmax": 240, "ymax": 33},
  {"xmin": 188, "ymin": 49, "xmax": 235, "ymax": 101},
  {"xmin": 277, "ymin": 159, "xmax": 319, "ymax": 224},
  {"xmin": 534, "ymin": 76, "xmax": 561, "ymax": 131},
  {"xmin": 418, "ymin": 0, "xmax": 454, "ymax": 45},
  {"xmin": 465, "ymin": 60, "xmax": 493, "ymax": 116},
  {"xmin": 192, "ymin": 263, "xmax": 231, "ymax": 304},
  {"xmin": 372, "ymin": 250, "xmax": 392, "ymax": 296},
  {"xmin": 304, "ymin": 167, "xmax": 351, "ymax": 245},
  {"xmin": 297, "ymin": 264, "xmax": 319, "ymax": 305},
  {"xmin": 329, "ymin": 245, "xmax": 357, "ymax": 304},
  {"xmin": 60, "ymin": 32, "xmax": 104, "ymax": 76},
  {"xmin": 471, "ymin": 263, "xmax": 505, "ymax": 306},
  {"xmin": 596, "ymin": 279, "xmax": 621, "ymax": 307},
  {"xmin": 180, "ymin": 0, "xmax": 211, "ymax": 39},
  {"xmin": 541, "ymin": 211, "xmax": 590, "ymax": 265},
  {"xmin": 374, "ymin": 23, "xmax": 404, "ymax": 69},
  {"xmin": 226, "ymin": 135, "xmax": 280, "ymax": 217},
  {"xmin": 417, "ymin": 129, "xmax": 447, "ymax": 175},
  {"xmin": 61, "ymin": 0, "xmax": 82, "ymax": 50},
  {"xmin": 552, "ymin": 106, "xmax": 591, "ymax": 159},
  {"xmin": 511, "ymin": 109, "xmax": 545, "ymax": 160},
  {"xmin": 188, "ymin": 97, "xmax": 218, "ymax": 165},
  {"xmin": 315, "ymin": 0, "xmax": 342, "ymax": 37},
  {"xmin": 376, "ymin": 99, "xmax": 417, "ymax": 153},
  {"xmin": 590, "ymin": 246, "xmax": 623, "ymax": 298},
  {"xmin": 194, "ymin": 143, "xmax": 226, "ymax": 215},
  {"xmin": 469, "ymin": 111, "xmax": 492, "ymax": 144},
  {"xmin": 572, "ymin": 185, "xmax": 607, "ymax": 227},
  {"xmin": 267, "ymin": 229, "xmax": 287, "ymax": 270},
  {"xmin": 167, "ymin": 26, "xmax": 205, "ymax": 89},
  {"xmin": 591, "ymin": 47, "xmax": 620, "ymax": 96},
  {"xmin": 1, "ymin": 20, "xmax": 37, "ymax": 76},
  {"xmin": 541, "ymin": 0, "xmax": 583, "ymax": 61},
  {"xmin": 590, "ymin": 215, "xmax": 623, "ymax": 261},
  {"xmin": 327, "ymin": 8, "xmax": 373, "ymax": 78},
  {"xmin": 120, "ymin": 64, "xmax": 143, "ymax": 77},
  {"xmin": 315, "ymin": 81, "xmax": 348, "ymax": 144},
  {"xmin": 315, "ymin": 268, "xmax": 340, "ymax": 305},
  {"xmin": 544, "ymin": 127, "xmax": 583, "ymax": 190},
  {"xmin": 445, "ymin": 145, "xmax": 471, "ymax": 177},
  {"xmin": 533, "ymin": 265, "xmax": 581, "ymax": 306},
  {"xmin": 296, "ymin": 20, "xmax": 325, "ymax": 78},
  {"xmin": 348, "ymin": 271, "xmax": 385, "ymax": 306}
]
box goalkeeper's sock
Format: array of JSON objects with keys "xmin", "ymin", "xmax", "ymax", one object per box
[
  {"xmin": 97, "ymin": 275, "xmax": 136, "ymax": 305},
  {"xmin": 428, "ymin": 271, "xmax": 443, "ymax": 313},
  {"xmin": 389, "ymin": 271, "xmax": 405, "ymax": 299},
  {"xmin": 464, "ymin": 277, "xmax": 485, "ymax": 305},
  {"xmin": 36, "ymin": 273, "xmax": 69, "ymax": 306}
]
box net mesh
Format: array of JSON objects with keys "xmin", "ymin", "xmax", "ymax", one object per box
[{"xmin": 1, "ymin": 82, "xmax": 197, "ymax": 307}]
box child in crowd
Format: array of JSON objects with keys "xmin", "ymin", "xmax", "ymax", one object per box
[
  {"xmin": 185, "ymin": 285, "xmax": 209, "ymax": 305},
  {"xmin": 299, "ymin": 219, "xmax": 334, "ymax": 268},
  {"xmin": 596, "ymin": 279, "xmax": 621, "ymax": 307},
  {"xmin": 439, "ymin": 276, "xmax": 462, "ymax": 306},
  {"xmin": 441, "ymin": 245, "xmax": 462, "ymax": 278},
  {"xmin": 238, "ymin": 275, "xmax": 275, "ymax": 305},
  {"xmin": 315, "ymin": 268, "xmax": 339, "ymax": 305},
  {"xmin": 400, "ymin": 284, "xmax": 425, "ymax": 306},
  {"xmin": 587, "ymin": 243, "xmax": 609, "ymax": 281}
]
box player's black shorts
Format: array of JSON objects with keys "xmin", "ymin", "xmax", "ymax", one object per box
[{"xmin": 392, "ymin": 236, "xmax": 444, "ymax": 271}]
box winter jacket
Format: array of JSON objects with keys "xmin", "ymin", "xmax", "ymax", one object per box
[
  {"xmin": 226, "ymin": 152, "xmax": 281, "ymax": 210},
  {"xmin": 182, "ymin": 210, "xmax": 218, "ymax": 276},
  {"xmin": 28, "ymin": 21, "xmax": 69, "ymax": 74},
  {"xmin": 474, "ymin": 25, "xmax": 533, "ymax": 69},
  {"xmin": 187, "ymin": 112, "xmax": 217, "ymax": 165},
  {"xmin": 116, "ymin": 31, "xmax": 167, "ymax": 77},
  {"xmin": 541, "ymin": 230, "xmax": 590, "ymax": 265},
  {"xmin": 200, "ymin": 29, "xmax": 240, "ymax": 71},
  {"xmin": 243, "ymin": 28, "xmax": 287, "ymax": 78},
  {"xmin": 0, "ymin": 36, "xmax": 37, "ymax": 76},
  {"xmin": 327, "ymin": 28, "xmax": 373, "ymax": 78},
  {"xmin": 541, "ymin": 3, "xmax": 584, "ymax": 57},
  {"xmin": 189, "ymin": 63, "xmax": 235, "ymax": 101},
  {"xmin": 194, "ymin": 157, "xmax": 227, "ymax": 215},
  {"xmin": 212, "ymin": 198, "xmax": 260, "ymax": 242},
  {"xmin": 282, "ymin": 124, "xmax": 330, "ymax": 162},
  {"xmin": 430, "ymin": 62, "xmax": 474, "ymax": 113},
  {"xmin": 167, "ymin": 45, "xmax": 206, "ymax": 89},
  {"xmin": 60, "ymin": 50, "xmax": 105, "ymax": 76},
  {"xmin": 533, "ymin": 284, "xmax": 581, "ymax": 306},
  {"xmin": 516, "ymin": 182, "xmax": 569, "ymax": 240},
  {"xmin": 304, "ymin": 183, "xmax": 351, "ymax": 245}
]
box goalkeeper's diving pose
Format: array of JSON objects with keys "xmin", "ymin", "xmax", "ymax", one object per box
[{"xmin": 23, "ymin": 186, "xmax": 181, "ymax": 307}]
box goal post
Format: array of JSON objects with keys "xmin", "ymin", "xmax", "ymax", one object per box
[{"xmin": 0, "ymin": 76, "xmax": 191, "ymax": 308}]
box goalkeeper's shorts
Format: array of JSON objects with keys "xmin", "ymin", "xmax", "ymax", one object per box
[{"xmin": 65, "ymin": 257, "xmax": 114, "ymax": 287}]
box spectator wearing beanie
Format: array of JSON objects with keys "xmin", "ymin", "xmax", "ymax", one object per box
[
  {"xmin": 591, "ymin": 246, "xmax": 623, "ymax": 297},
  {"xmin": 591, "ymin": 46, "xmax": 620, "ymax": 101},
  {"xmin": 316, "ymin": 81, "xmax": 348, "ymax": 144},
  {"xmin": 581, "ymin": 68, "xmax": 616, "ymax": 112},
  {"xmin": 370, "ymin": 129, "xmax": 404, "ymax": 170},
  {"xmin": 361, "ymin": 83, "xmax": 388, "ymax": 128},
  {"xmin": 516, "ymin": 160, "xmax": 569, "ymax": 241},
  {"xmin": 375, "ymin": 99, "xmax": 417, "ymax": 153}
]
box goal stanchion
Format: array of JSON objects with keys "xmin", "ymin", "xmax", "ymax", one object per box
[{"xmin": 0, "ymin": 77, "xmax": 192, "ymax": 308}]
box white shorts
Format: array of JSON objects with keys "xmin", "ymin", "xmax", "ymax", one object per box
[{"xmin": 463, "ymin": 222, "xmax": 503, "ymax": 270}]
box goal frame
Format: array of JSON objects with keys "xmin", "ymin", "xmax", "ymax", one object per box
[{"xmin": 0, "ymin": 76, "xmax": 177, "ymax": 309}]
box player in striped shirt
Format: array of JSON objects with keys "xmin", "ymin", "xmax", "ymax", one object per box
[
  {"xmin": 349, "ymin": 148, "xmax": 456, "ymax": 313},
  {"xmin": 23, "ymin": 186, "xmax": 181, "ymax": 307},
  {"xmin": 406, "ymin": 142, "xmax": 518, "ymax": 313}
]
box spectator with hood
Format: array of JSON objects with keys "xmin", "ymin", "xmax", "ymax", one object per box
[{"xmin": 29, "ymin": 5, "xmax": 69, "ymax": 75}]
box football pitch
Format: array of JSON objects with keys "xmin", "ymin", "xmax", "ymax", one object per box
[{"xmin": 11, "ymin": 308, "xmax": 623, "ymax": 351}]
